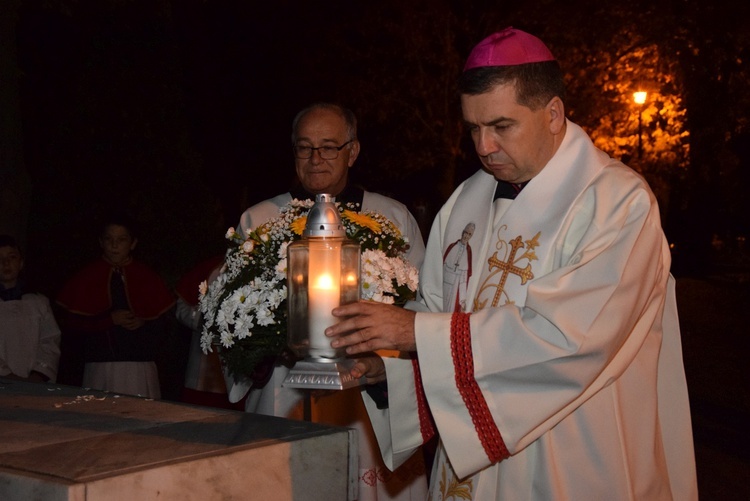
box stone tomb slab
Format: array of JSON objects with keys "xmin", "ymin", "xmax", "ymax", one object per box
[{"xmin": 0, "ymin": 379, "xmax": 355, "ymax": 500}]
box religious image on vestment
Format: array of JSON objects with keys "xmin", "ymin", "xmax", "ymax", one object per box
[{"xmin": 443, "ymin": 222, "xmax": 475, "ymax": 312}]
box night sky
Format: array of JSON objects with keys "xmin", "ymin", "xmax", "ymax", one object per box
[
  {"xmin": 2, "ymin": 0, "xmax": 748, "ymax": 294},
  {"xmin": 9, "ymin": 1, "xmax": 387, "ymax": 291}
]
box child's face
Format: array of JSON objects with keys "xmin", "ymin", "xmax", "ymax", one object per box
[
  {"xmin": 99, "ymin": 224, "xmax": 137, "ymax": 266},
  {"xmin": 0, "ymin": 245, "xmax": 23, "ymax": 287}
]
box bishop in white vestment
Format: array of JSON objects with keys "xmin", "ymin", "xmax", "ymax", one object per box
[{"xmin": 329, "ymin": 28, "xmax": 698, "ymax": 500}]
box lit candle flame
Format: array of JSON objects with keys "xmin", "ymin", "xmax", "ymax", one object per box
[{"xmin": 314, "ymin": 273, "xmax": 335, "ymax": 290}]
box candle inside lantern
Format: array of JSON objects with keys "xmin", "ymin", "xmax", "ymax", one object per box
[{"xmin": 308, "ymin": 242, "xmax": 341, "ymax": 358}]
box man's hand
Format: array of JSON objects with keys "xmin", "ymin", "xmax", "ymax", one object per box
[
  {"xmin": 111, "ymin": 310, "xmax": 145, "ymax": 330},
  {"xmin": 327, "ymin": 301, "xmax": 417, "ymax": 354},
  {"xmin": 350, "ymin": 355, "xmax": 386, "ymax": 384}
]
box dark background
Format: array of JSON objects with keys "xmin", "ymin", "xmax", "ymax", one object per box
[{"xmin": 3, "ymin": 0, "xmax": 748, "ymax": 292}]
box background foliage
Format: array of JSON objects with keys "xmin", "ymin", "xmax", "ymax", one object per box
[{"xmin": 1, "ymin": 0, "xmax": 748, "ymax": 295}]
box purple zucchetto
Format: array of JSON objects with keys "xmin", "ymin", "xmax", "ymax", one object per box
[{"xmin": 463, "ymin": 27, "xmax": 555, "ymax": 71}]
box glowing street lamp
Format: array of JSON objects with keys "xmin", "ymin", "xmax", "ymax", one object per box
[{"xmin": 633, "ymin": 91, "xmax": 647, "ymax": 159}]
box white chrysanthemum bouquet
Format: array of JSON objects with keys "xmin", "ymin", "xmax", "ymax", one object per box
[
  {"xmin": 198, "ymin": 199, "xmax": 418, "ymax": 379},
  {"xmin": 360, "ymin": 249, "xmax": 418, "ymax": 304}
]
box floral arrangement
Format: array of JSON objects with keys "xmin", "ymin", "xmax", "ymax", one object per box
[{"xmin": 198, "ymin": 199, "xmax": 418, "ymax": 379}]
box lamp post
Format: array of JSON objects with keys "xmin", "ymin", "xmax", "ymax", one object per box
[
  {"xmin": 633, "ymin": 91, "xmax": 647, "ymax": 159},
  {"xmin": 283, "ymin": 193, "xmax": 364, "ymax": 391}
]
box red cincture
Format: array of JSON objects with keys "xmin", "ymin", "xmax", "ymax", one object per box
[
  {"xmin": 450, "ymin": 311, "xmax": 510, "ymax": 463},
  {"xmin": 411, "ymin": 353, "xmax": 436, "ymax": 443}
]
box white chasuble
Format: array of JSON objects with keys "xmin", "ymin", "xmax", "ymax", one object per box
[{"xmin": 366, "ymin": 121, "xmax": 697, "ymax": 500}]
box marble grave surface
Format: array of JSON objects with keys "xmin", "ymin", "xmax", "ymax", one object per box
[{"xmin": 0, "ymin": 378, "xmax": 356, "ymax": 500}]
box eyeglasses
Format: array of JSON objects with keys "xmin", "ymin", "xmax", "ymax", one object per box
[{"xmin": 293, "ymin": 140, "xmax": 354, "ymax": 160}]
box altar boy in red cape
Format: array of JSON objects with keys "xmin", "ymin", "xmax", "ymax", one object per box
[
  {"xmin": 328, "ymin": 28, "xmax": 697, "ymax": 500},
  {"xmin": 57, "ymin": 213, "xmax": 174, "ymax": 398}
]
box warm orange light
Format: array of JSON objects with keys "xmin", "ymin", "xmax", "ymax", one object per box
[
  {"xmin": 344, "ymin": 271, "xmax": 358, "ymax": 286},
  {"xmin": 313, "ymin": 273, "xmax": 336, "ymax": 290},
  {"xmin": 633, "ymin": 91, "xmax": 647, "ymax": 105}
]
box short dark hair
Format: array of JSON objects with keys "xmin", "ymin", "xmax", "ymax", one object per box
[
  {"xmin": 99, "ymin": 212, "xmax": 138, "ymax": 239},
  {"xmin": 0, "ymin": 234, "xmax": 21, "ymax": 256},
  {"xmin": 458, "ymin": 61, "xmax": 566, "ymax": 110},
  {"xmin": 291, "ymin": 102, "xmax": 358, "ymax": 143}
]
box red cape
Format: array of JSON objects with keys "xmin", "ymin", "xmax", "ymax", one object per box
[{"xmin": 57, "ymin": 258, "xmax": 175, "ymax": 319}]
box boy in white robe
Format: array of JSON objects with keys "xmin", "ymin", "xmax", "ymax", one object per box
[
  {"xmin": 328, "ymin": 28, "xmax": 698, "ymax": 500},
  {"xmin": 0, "ymin": 235, "xmax": 60, "ymax": 383}
]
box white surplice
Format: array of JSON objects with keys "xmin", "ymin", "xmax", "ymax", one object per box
[
  {"xmin": 228, "ymin": 190, "xmax": 428, "ymax": 501},
  {"xmin": 363, "ymin": 121, "xmax": 698, "ymax": 500},
  {"xmin": 0, "ymin": 294, "xmax": 61, "ymax": 381}
]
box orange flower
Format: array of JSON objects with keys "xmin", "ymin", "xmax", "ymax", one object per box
[
  {"xmin": 343, "ymin": 210, "xmax": 381, "ymax": 234},
  {"xmin": 291, "ymin": 216, "xmax": 307, "ymax": 235}
]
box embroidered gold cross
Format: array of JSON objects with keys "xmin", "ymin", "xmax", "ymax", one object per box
[{"xmin": 487, "ymin": 236, "xmax": 534, "ymax": 308}]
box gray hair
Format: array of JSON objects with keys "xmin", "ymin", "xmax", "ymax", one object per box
[{"xmin": 291, "ymin": 103, "xmax": 358, "ymax": 143}]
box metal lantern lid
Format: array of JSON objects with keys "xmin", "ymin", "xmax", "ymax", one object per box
[{"xmin": 304, "ymin": 194, "xmax": 346, "ymax": 238}]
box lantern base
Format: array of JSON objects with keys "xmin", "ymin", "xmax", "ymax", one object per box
[{"xmin": 282, "ymin": 357, "xmax": 365, "ymax": 390}]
